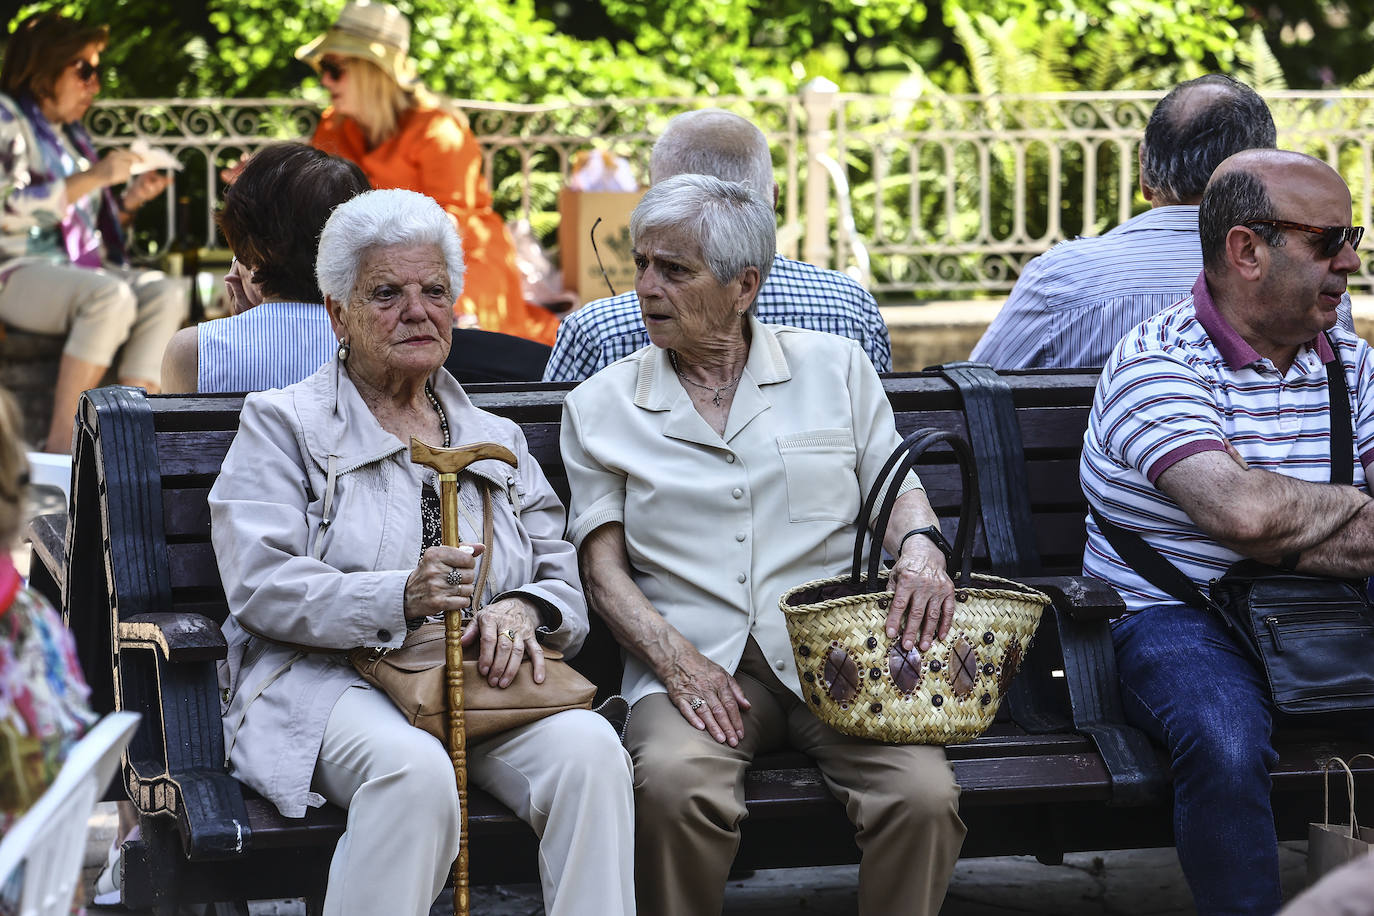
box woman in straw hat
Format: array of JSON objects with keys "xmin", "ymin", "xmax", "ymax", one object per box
[{"xmin": 297, "ymin": 1, "xmax": 561, "ymax": 347}]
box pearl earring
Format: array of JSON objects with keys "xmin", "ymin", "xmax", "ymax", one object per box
[{"xmin": 337, "ymin": 339, "xmax": 350, "ymax": 361}]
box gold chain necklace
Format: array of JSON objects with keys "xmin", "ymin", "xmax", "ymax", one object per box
[{"xmin": 669, "ymin": 350, "xmax": 742, "ymax": 407}]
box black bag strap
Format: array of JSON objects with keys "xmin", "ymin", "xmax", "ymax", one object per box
[
  {"xmin": 1325, "ymin": 331, "xmax": 1353, "ymax": 486},
  {"xmin": 850, "ymin": 428, "xmax": 978, "ymax": 592},
  {"xmin": 934, "ymin": 362, "xmax": 1042, "ymax": 576},
  {"xmin": 1088, "ymin": 506, "xmax": 1215, "ymax": 615},
  {"xmin": 1090, "ymin": 330, "xmax": 1356, "ymax": 627}
]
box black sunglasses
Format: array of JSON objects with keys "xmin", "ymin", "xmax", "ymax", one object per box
[
  {"xmin": 70, "ymin": 59, "xmax": 100, "ymax": 84},
  {"xmin": 1245, "ymin": 219, "xmax": 1365, "ymax": 259},
  {"xmin": 318, "ymin": 58, "xmax": 346, "ymax": 81}
]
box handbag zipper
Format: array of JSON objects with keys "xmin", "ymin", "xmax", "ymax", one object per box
[
  {"xmin": 1262, "ymin": 615, "xmax": 1371, "ymax": 652},
  {"xmin": 1266, "ymin": 616, "xmax": 1282, "ymax": 651}
]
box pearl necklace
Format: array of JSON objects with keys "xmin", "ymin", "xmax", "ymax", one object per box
[
  {"xmin": 424, "ymin": 383, "xmax": 450, "ymax": 447},
  {"xmin": 669, "ymin": 350, "xmax": 742, "ymax": 407}
]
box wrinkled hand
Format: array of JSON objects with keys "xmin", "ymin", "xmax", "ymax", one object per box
[
  {"xmin": 220, "ymin": 154, "xmax": 252, "ymax": 186},
  {"xmin": 121, "ymin": 171, "xmax": 170, "ymax": 211},
  {"xmin": 461, "ymin": 595, "xmax": 543, "ymax": 688},
  {"xmin": 92, "ymin": 149, "xmax": 140, "ymax": 187},
  {"xmin": 223, "ymin": 259, "xmax": 263, "ymax": 316},
  {"xmin": 662, "ymin": 646, "xmax": 751, "ymax": 746},
  {"xmin": 404, "ymin": 544, "xmax": 484, "ymax": 622},
  {"xmin": 886, "ymin": 537, "xmax": 955, "ymax": 652}
]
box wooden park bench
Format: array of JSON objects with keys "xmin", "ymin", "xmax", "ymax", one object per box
[{"xmin": 25, "ymin": 367, "xmax": 1373, "ymax": 914}]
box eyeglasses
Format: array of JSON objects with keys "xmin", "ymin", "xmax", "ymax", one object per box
[
  {"xmin": 589, "ymin": 216, "xmax": 617, "ymax": 297},
  {"xmin": 1244, "ymin": 219, "xmax": 1364, "ymax": 259},
  {"xmin": 70, "ymin": 59, "xmax": 100, "ymax": 84},
  {"xmin": 318, "ymin": 58, "xmax": 347, "ymax": 81}
]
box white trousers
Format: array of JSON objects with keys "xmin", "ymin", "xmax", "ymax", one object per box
[
  {"xmin": 0, "ymin": 259, "xmax": 188, "ymax": 383},
  {"xmin": 313, "ymin": 685, "xmax": 635, "ymax": 916}
]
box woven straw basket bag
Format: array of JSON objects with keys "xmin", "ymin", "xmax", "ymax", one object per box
[{"xmin": 779, "ymin": 428, "xmax": 1051, "ymax": 745}]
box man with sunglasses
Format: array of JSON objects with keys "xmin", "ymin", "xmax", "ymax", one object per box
[{"xmin": 1080, "ymin": 149, "xmax": 1374, "ymax": 915}]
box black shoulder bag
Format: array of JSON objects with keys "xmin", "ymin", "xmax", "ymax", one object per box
[{"xmin": 1091, "ymin": 335, "xmax": 1374, "ymax": 716}]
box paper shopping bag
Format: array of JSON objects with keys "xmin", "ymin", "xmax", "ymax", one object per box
[
  {"xmin": 558, "ymin": 189, "xmax": 643, "ymax": 303},
  {"xmin": 1307, "ymin": 755, "xmax": 1374, "ymax": 887}
]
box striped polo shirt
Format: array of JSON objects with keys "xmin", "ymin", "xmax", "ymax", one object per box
[
  {"xmin": 197, "ymin": 300, "xmax": 337, "ymax": 393},
  {"xmin": 1081, "ymin": 273, "xmax": 1374, "ymax": 614}
]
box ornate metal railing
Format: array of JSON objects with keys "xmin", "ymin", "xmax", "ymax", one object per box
[
  {"xmin": 87, "ymin": 95, "xmax": 804, "ymax": 260},
  {"xmin": 88, "ymin": 89, "xmax": 1374, "ymax": 297}
]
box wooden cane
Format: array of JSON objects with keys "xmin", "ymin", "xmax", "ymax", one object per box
[{"xmin": 409, "ymin": 438, "xmax": 518, "ymax": 916}]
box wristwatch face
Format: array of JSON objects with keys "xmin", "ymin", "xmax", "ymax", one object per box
[{"xmin": 924, "ymin": 526, "xmax": 952, "ymax": 559}]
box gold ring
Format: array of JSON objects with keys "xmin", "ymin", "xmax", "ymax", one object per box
[{"xmin": 502, "ymin": 629, "xmax": 517, "ymax": 642}]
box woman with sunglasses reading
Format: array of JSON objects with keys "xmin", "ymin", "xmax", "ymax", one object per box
[
  {"xmin": 296, "ymin": 1, "xmax": 562, "ymax": 347},
  {"xmin": 0, "ymin": 11, "xmax": 187, "ymax": 454}
]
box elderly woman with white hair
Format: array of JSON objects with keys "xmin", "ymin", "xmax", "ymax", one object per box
[
  {"xmin": 208, "ymin": 188, "xmax": 634, "ymax": 916},
  {"xmin": 561, "ymin": 174, "xmax": 966, "ymax": 915}
]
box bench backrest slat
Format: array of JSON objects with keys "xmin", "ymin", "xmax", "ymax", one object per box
[{"xmin": 133, "ymin": 373, "xmax": 1098, "ymax": 620}]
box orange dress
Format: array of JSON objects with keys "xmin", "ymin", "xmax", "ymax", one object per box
[{"xmin": 311, "ymin": 106, "xmax": 559, "ymax": 346}]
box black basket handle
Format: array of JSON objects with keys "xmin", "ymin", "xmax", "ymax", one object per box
[{"xmin": 849, "ymin": 428, "xmax": 979, "ymax": 592}]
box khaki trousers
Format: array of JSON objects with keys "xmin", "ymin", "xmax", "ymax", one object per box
[
  {"xmin": 626, "ymin": 639, "xmax": 966, "ymax": 916},
  {"xmin": 0, "ymin": 260, "xmax": 188, "ymax": 383},
  {"xmin": 314, "ymin": 685, "xmax": 635, "ymax": 916}
]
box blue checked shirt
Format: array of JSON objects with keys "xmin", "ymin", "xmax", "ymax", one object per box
[
  {"xmin": 970, "ymin": 206, "xmax": 1351, "ymax": 369},
  {"xmin": 544, "ymin": 254, "xmax": 891, "ymax": 380}
]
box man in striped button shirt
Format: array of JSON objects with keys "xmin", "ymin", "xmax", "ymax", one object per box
[
  {"xmin": 970, "ymin": 75, "xmax": 1349, "ymax": 369},
  {"xmin": 1082, "ymin": 150, "xmax": 1374, "ymax": 915},
  {"xmin": 544, "ymin": 109, "xmax": 890, "ymax": 381}
]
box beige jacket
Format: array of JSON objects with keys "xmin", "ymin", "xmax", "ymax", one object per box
[
  {"xmin": 210, "ymin": 358, "xmax": 586, "ymax": 817},
  {"xmin": 561, "ymin": 318, "xmax": 918, "ymax": 706}
]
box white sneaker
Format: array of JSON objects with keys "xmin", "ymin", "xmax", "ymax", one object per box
[
  {"xmin": 91, "ymin": 824, "xmax": 137, "ymax": 908},
  {"xmin": 91, "ymin": 838, "xmax": 120, "ymax": 906}
]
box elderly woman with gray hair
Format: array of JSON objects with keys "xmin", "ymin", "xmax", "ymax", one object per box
[
  {"xmin": 208, "ymin": 188, "xmax": 633, "ymax": 916},
  {"xmin": 561, "ymin": 174, "xmax": 966, "ymax": 915}
]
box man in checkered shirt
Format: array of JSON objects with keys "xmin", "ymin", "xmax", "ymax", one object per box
[{"xmin": 544, "ymin": 110, "xmax": 890, "ymax": 381}]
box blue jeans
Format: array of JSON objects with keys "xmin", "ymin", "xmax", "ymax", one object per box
[{"xmin": 1113, "ymin": 607, "xmax": 1280, "ymax": 916}]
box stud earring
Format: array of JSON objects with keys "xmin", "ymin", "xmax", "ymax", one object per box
[{"xmin": 337, "ymin": 339, "xmax": 350, "ymax": 362}]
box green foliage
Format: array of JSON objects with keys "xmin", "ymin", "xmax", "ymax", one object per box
[
  {"xmin": 13, "ymin": 0, "xmax": 1324, "ymax": 102},
  {"xmin": 12, "ymin": 0, "xmax": 1364, "ymax": 295}
]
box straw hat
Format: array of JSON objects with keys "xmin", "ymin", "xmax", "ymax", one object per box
[{"xmin": 295, "ymin": 1, "xmax": 417, "ymax": 87}]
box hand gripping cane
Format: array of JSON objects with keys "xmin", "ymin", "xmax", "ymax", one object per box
[{"xmin": 409, "ymin": 438, "xmax": 518, "ymax": 916}]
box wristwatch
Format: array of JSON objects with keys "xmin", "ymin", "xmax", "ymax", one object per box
[{"xmin": 898, "ymin": 525, "xmax": 953, "ymax": 568}]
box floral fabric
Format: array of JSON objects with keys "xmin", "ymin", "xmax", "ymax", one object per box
[{"xmin": 0, "ymin": 554, "xmax": 95, "ymax": 835}]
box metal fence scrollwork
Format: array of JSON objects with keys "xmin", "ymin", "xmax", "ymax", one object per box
[{"xmin": 88, "ymin": 90, "xmax": 1374, "ymax": 299}]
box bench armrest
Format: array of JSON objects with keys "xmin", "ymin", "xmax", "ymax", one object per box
[
  {"xmin": 1013, "ymin": 575, "xmax": 1167, "ymax": 806},
  {"xmin": 1019, "ymin": 575, "xmax": 1124, "ymax": 621},
  {"xmin": 24, "ymin": 511, "xmax": 66, "ymax": 609},
  {"xmin": 115, "ymin": 617, "xmax": 251, "ymax": 861},
  {"xmin": 119, "ymin": 612, "xmax": 227, "ymax": 662}
]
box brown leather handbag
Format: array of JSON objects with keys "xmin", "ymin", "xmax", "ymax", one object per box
[{"xmin": 349, "ymin": 483, "xmax": 595, "ymax": 744}]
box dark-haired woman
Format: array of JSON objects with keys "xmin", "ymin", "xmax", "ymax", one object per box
[
  {"xmin": 160, "ymin": 142, "xmax": 369, "ymax": 393},
  {"xmin": 0, "ymin": 12, "xmax": 186, "ymax": 452}
]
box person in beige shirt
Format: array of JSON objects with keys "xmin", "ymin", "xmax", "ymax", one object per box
[{"xmin": 561, "ymin": 174, "xmax": 966, "ymax": 916}]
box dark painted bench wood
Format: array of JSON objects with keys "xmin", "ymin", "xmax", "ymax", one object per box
[{"xmin": 25, "ymin": 370, "xmax": 1373, "ymax": 913}]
